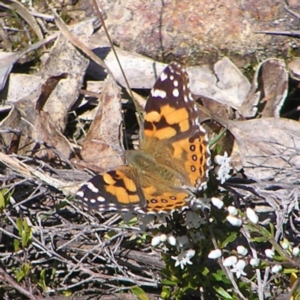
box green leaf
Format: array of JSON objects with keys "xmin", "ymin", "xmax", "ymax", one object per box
[
  {"xmin": 131, "ymin": 286, "xmax": 149, "ymax": 300},
  {"xmin": 14, "ymin": 239, "xmax": 20, "ymax": 252},
  {"xmin": 269, "ymin": 223, "xmax": 275, "ymax": 237},
  {"xmin": 220, "ymin": 232, "xmax": 238, "ymax": 248},
  {"xmin": 161, "ymin": 279, "xmax": 176, "ymax": 286},
  {"xmin": 250, "ymin": 237, "xmax": 269, "ymax": 243},
  {"xmin": 202, "ymin": 267, "xmax": 209, "ymax": 276},
  {"xmin": 0, "ymin": 191, "xmax": 5, "ymax": 209},
  {"xmin": 283, "ymin": 268, "xmax": 299, "ymax": 274},
  {"xmin": 161, "ymin": 286, "xmax": 172, "ymax": 299},
  {"xmin": 272, "ymin": 255, "xmax": 286, "ymax": 262},
  {"xmin": 16, "ymin": 269, "xmax": 25, "ymax": 282},
  {"xmin": 15, "ymin": 263, "xmax": 31, "ymax": 282},
  {"xmin": 214, "ymin": 286, "xmax": 234, "ymax": 299},
  {"xmin": 62, "ymin": 290, "xmax": 72, "ymax": 296},
  {"xmin": 16, "ymin": 218, "xmax": 23, "ymax": 236},
  {"xmin": 209, "ymin": 128, "xmax": 227, "ymax": 147},
  {"xmin": 21, "ymin": 220, "xmax": 32, "ymax": 247},
  {"xmin": 221, "ymin": 276, "xmax": 232, "ymax": 285},
  {"xmin": 211, "ymin": 272, "xmax": 222, "ymax": 281},
  {"xmin": 0, "ymin": 188, "xmax": 11, "ymax": 210},
  {"xmin": 38, "ymin": 269, "xmax": 47, "ymax": 291}
]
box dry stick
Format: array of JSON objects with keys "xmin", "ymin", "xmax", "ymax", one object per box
[
  {"xmin": 207, "ymin": 216, "xmax": 247, "ymax": 300},
  {"xmin": 284, "ymin": 4, "xmax": 300, "ymax": 20},
  {"xmin": 241, "ymin": 226, "xmax": 264, "ymax": 300},
  {"xmin": 255, "ymin": 5, "xmax": 300, "ymax": 38},
  {"xmin": 0, "ymin": 267, "xmax": 44, "ymax": 300},
  {"xmin": 0, "ymin": 152, "xmax": 75, "ymax": 196}
]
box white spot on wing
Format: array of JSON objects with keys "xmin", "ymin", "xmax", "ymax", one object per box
[
  {"xmin": 173, "ymin": 88, "xmax": 179, "ymax": 97},
  {"xmin": 151, "ymin": 88, "xmax": 167, "ymax": 98},
  {"xmin": 97, "ymin": 196, "xmax": 105, "ymax": 202},
  {"xmin": 160, "ymin": 71, "xmax": 168, "ymax": 81},
  {"xmin": 86, "ymin": 182, "xmax": 99, "ymax": 193},
  {"xmin": 173, "ymin": 80, "xmax": 178, "ymax": 87},
  {"xmin": 76, "ymin": 191, "xmax": 84, "ymax": 197}
]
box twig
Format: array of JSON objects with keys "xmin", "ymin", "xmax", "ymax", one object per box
[
  {"xmin": 255, "ymin": 30, "xmax": 300, "ymax": 38},
  {"xmin": 0, "ymin": 266, "xmax": 44, "ymax": 300}
]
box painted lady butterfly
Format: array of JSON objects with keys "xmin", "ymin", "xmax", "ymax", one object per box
[{"xmin": 75, "ymin": 62, "xmax": 211, "ymax": 213}]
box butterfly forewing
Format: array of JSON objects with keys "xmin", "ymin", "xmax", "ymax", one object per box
[{"xmin": 143, "ymin": 63, "xmax": 200, "ymax": 141}]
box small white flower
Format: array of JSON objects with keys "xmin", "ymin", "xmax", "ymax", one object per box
[
  {"xmin": 176, "ymin": 235, "xmax": 189, "ymax": 249},
  {"xmin": 171, "ymin": 249, "xmax": 195, "ymax": 269},
  {"xmin": 215, "ymin": 166, "xmax": 232, "ymax": 184},
  {"xmin": 160, "ymin": 234, "xmax": 167, "ymax": 243},
  {"xmin": 137, "ymin": 214, "xmax": 155, "ymax": 231},
  {"xmin": 292, "ymin": 247, "xmax": 300, "ymax": 256},
  {"xmin": 167, "ymin": 235, "xmax": 176, "ymax": 246},
  {"xmin": 211, "ymin": 197, "xmax": 224, "ymax": 209},
  {"xmin": 265, "ymin": 249, "xmax": 275, "ymax": 258},
  {"xmin": 237, "ymin": 245, "xmax": 248, "ymax": 256},
  {"xmin": 228, "ymin": 206, "xmax": 238, "ymax": 216},
  {"xmin": 280, "ymin": 239, "xmax": 289, "ymax": 250},
  {"xmin": 231, "ymin": 259, "xmax": 247, "ymax": 278},
  {"xmin": 151, "ymin": 235, "xmax": 161, "ymax": 247},
  {"xmin": 250, "ymin": 258, "xmax": 260, "ymax": 267},
  {"xmin": 214, "ymin": 152, "xmax": 232, "ymax": 184},
  {"xmin": 208, "ymin": 249, "xmax": 222, "ymax": 259},
  {"xmin": 182, "ymin": 211, "xmax": 205, "ymax": 229},
  {"xmin": 214, "ymin": 152, "xmax": 231, "ymax": 165},
  {"xmin": 223, "ymin": 256, "xmax": 238, "ymax": 267},
  {"xmin": 191, "ymin": 196, "xmax": 211, "ymax": 211},
  {"xmin": 155, "ymin": 213, "xmax": 169, "ymax": 223},
  {"xmin": 138, "ymin": 214, "xmax": 155, "ymax": 224},
  {"xmin": 246, "ymin": 208, "xmax": 259, "ymax": 224},
  {"xmin": 271, "ymin": 264, "xmax": 282, "ymax": 273},
  {"xmin": 189, "ymin": 231, "xmax": 205, "ymax": 243},
  {"xmin": 226, "ymin": 215, "xmax": 242, "ymax": 227}
]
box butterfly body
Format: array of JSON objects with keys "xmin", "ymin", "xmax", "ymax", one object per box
[{"xmin": 76, "ymin": 63, "xmax": 210, "ymax": 213}]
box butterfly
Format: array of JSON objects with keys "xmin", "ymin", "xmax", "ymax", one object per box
[{"xmin": 75, "ymin": 62, "xmax": 210, "ymax": 214}]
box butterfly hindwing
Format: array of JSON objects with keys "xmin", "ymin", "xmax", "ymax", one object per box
[{"xmin": 76, "ymin": 166, "xmax": 146, "ymax": 212}]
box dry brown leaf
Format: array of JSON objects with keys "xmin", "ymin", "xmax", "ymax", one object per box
[
  {"xmin": 0, "ymin": 20, "xmax": 92, "ymax": 158},
  {"xmin": 41, "ymin": 30, "xmax": 91, "ymax": 131},
  {"xmin": 200, "ymin": 95, "xmax": 233, "ymax": 122},
  {"xmin": 239, "ymin": 58, "xmax": 288, "ymax": 118},
  {"xmin": 35, "ymin": 73, "xmax": 68, "ymax": 112},
  {"xmin": 4, "ymin": 74, "xmax": 42, "ymax": 102},
  {"xmin": 34, "ymin": 111, "xmax": 73, "ymax": 160},
  {"xmin": 0, "ymin": 34, "xmax": 58, "ymax": 92},
  {"xmin": 288, "ymin": 57, "xmax": 300, "ymax": 80},
  {"xmin": 228, "ymin": 118, "xmax": 300, "ymax": 181},
  {"xmin": 213, "ymin": 57, "xmax": 251, "ymax": 108},
  {"xmin": 259, "ymin": 59, "xmax": 288, "ymax": 117},
  {"xmin": 77, "ymin": 76, "xmax": 124, "ymax": 173},
  {"xmin": 88, "ymin": 46, "xmax": 250, "ymax": 110}
]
